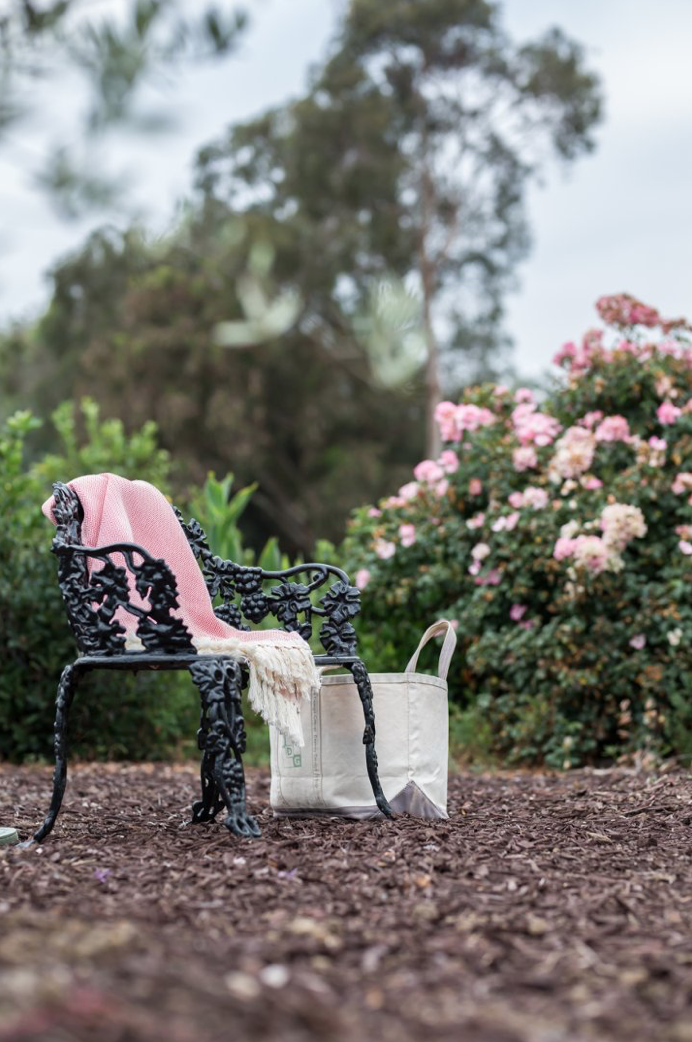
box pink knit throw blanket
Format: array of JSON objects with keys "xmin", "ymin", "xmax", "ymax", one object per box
[{"xmin": 42, "ymin": 473, "xmax": 319, "ymax": 744}]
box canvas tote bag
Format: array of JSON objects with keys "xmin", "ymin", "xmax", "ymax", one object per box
[{"xmin": 269, "ymin": 619, "xmax": 457, "ymax": 820}]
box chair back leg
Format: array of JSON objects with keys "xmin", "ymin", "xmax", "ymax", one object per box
[{"xmin": 348, "ymin": 660, "xmax": 393, "ymax": 819}]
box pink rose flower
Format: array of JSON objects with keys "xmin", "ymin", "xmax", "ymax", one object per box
[
  {"xmin": 513, "ymin": 406, "xmax": 561, "ymax": 447},
  {"xmin": 629, "ymin": 634, "xmax": 646, "ymax": 650},
  {"xmin": 595, "ymin": 415, "xmax": 630, "ymax": 442},
  {"xmin": 658, "ymin": 401, "xmax": 682, "ymax": 425},
  {"xmin": 414, "ymin": 459, "xmax": 445, "ymax": 484},
  {"xmin": 553, "ymin": 537, "xmax": 577, "ymax": 561},
  {"xmin": 552, "ymin": 341, "xmax": 577, "ymax": 366},
  {"xmin": 374, "ymin": 539, "xmax": 396, "ymax": 560},
  {"xmin": 466, "ymin": 512, "xmax": 485, "ymax": 530},
  {"xmin": 398, "ymin": 481, "xmax": 419, "ymax": 501},
  {"xmin": 648, "ymin": 437, "xmax": 667, "ymax": 451},
  {"xmin": 434, "ymin": 401, "xmax": 459, "ymax": 443},
  {"xmin": 438, "ymin": 449, "xmax": 459, "ymax": 474},
  {"xmin": 672, "ymin": 473, "xmax": 692, "ymax": 495},
  {"xmin": 471, "ymin": 542, "xmax": 491, "ymax": 561},
  {"xmin": 508, "ymin": 491, "xmax": 524, "ymax": 509},
  {"xmin": 513, "ymin": 446, "xmax": 538, "ymax": 472},
  {"xmin": 491, "ymin": 511, "xmax": 520, "ymax": 533},
  {"xmin": 469, "ymin": 478, "xmax": 483, "ymax": 496},
  {"xmin": 573, "ymin": 535, "xmax": 611, "ymax": 574},
  {"xmin": 355, "ymin": 569, "xmax": 371, "ymax": 590},
  {"xmin": 398, "ymin": 523, "xmax": 416, "ymax": 548},
  {"xmin": 514, "ymin": 387, "xmax": 535, "ymax": 404},
  {"xmin": 435, "ymin": 479, "xmax": 450, "ymax": 497},
  {"xmin": 680, "ymin": 540, "xmax": 692, "ymax": 555},
  {"xmin": 596, "ymin": 293, "xmax": 660, "ymax": 329},
  {"xmin": 456, "ymin": 404, "xmax": 496, "ymax": 432},
  {"xmin": 474, "ymin": 568, "xmax": 502, "ymax": 587},
  {"xmin": 523, "ymin": 487, "xmax": 549, "ymax": 510},
  {"xmin": 580, "ymin": 410, "xmax": 604, "ymax": 429},
  {"xmin": 368, "ymin": 507, "xmax": 382, "ymax": 518},
  {"xmin": 582, "ymin": 476, "xmax": 603, "ymax": 490},
  {"xmin": 510, "ymin": 603, "xmax": 527, "ymax": 621}
]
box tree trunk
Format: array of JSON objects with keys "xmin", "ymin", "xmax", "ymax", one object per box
[
  {"xmin": 421, "ymin": 266, "xmax": 441, "ymax": 459},
  {"xmin": 418, "ymin": 141, "xmax": 441, "ymax": 459}
]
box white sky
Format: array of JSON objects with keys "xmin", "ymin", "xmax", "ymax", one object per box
[{"xmin": 0, "ymin": 0, "xmax": 690, "ymax": 380}]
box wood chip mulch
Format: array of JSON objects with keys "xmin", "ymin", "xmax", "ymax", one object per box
[{"xmin": 2, "ymin": 762, "xmax": 692, "ymax": 1042}]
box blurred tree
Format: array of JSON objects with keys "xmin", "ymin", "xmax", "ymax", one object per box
[
  {"xmin": 196, "ymin": 0, "xmax": 603, "ymax": 453},
  {"xmin": 1, "ymin": 214, "xmax": 427, "ymax": 552},
  {"xmin": 0, "ymin": 0, "xmax": 247, "ymax": 217},
  {"xmin": 0, "ymin": 0, "xmax": 604, "ymax": 550}
]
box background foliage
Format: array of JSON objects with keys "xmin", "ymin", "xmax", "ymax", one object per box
[
  {"xmin": 0, "ymin": 0, "xmax": 602, "ymax": 551},
  {"xmin": 342, "ymin": 295, "xmax": 692, "ymax": 768}
]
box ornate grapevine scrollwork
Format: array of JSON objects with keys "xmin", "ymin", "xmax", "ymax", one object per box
[
  {"xmin": 173, "ymin": 509, "xmax": 259, "ymax": 631},
  {"xmin": 267, "ymin": 581, "xmax": 314, "ymax": 642},
  {"xmin": 318, "ymin": 580, "xmax": 361, "ymax": 657},
  {"xmin": 51, "ymin": 484, "xmax": 127, "ymax": 656},
  {"xmin": 173, "ymin": 510, "xmax": 211, "ymax": 563},
  {"xmin": 51, "ymin": 482, "xmax": 195, "ymax": 656}
]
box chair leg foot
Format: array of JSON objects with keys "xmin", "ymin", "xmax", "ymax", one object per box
[
  {"xmin": 191, "ymin": 752, "xmax": 226, "ymax": 823},
  {"xmin": 349, "ymin": 659, "xmax": 393, "ymax": 819},
  {"xmin": 34, "ymin": 662, "xmax": 80, "ymax": 843},
  {"xmin": 189, "ymin": 658, "xmax": 261, "ymax": 839}
]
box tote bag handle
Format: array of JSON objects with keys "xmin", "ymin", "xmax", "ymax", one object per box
[{"xmin": 405, "ymin": 619, "xmax": 457, "ymax": 681}]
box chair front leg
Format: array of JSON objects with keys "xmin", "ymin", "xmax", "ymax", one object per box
[
  {"xmin": 189, "ymin": 658, "xmax": 260, "ymax": 839},
  {"xmin": 348, "ymin": 659, "xmax": 393, "ymax": 819},
  {"xmin": 33, "ymin": 661, "xmax": 82, "ymax": 843}
]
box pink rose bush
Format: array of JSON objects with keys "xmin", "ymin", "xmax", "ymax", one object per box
[{"xmin": 343, "ymin": 293, "xmax": 692, "ymax": 768}]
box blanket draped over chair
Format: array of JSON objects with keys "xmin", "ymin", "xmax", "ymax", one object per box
[{"xmin": 42, "ymin": 473, "xmax": 319, "ymax": 745}]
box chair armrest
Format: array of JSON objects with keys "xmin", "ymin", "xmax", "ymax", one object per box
[{"xmin": 259, "ymin": 561, "xmax": 362, "ymax": 658}]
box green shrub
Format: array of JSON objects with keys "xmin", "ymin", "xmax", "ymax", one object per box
[
  {"xmin": 188, "ymin": 471, "xmax": 292, "ymax": 573},
  {"xmin": 0, "ymin": 400, "xmax": 196, "ymax": 763},
  {"xmin": 342, "ymin": 294, "xmax": 692, "ymax": 768}
]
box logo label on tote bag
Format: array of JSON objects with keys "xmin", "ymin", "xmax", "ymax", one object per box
[{"xmin": 280, "ymin": 734, "xmax": 302, "ymax": 768}]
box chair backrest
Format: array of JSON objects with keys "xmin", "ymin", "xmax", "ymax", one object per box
[{"xmin": 46, "ymin": 479, "xmax": 197, "ymax": 657}]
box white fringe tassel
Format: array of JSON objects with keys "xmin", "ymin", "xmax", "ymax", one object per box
[{"xmin": 193, "ymin": 637, "xmax": 319, "ymax": 747}]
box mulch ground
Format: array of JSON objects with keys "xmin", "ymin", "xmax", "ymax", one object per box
[{"xmin": 2, "ymin": 765, "xmax": 692, "ymax": 1042}]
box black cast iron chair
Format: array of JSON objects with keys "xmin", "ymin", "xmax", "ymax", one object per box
[{"xmin": 32, "ymin": 481, "xmax": 392, "ymax": 843}]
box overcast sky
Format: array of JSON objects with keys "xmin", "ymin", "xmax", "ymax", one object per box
[{"xmin": 0, "ymin": 0, "xmax": 690, "ymax": 380}]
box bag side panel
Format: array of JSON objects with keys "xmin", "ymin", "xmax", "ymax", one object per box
[{"xmin": 408, "ymin": 674, "xmax": 449, "ymax": 815}]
